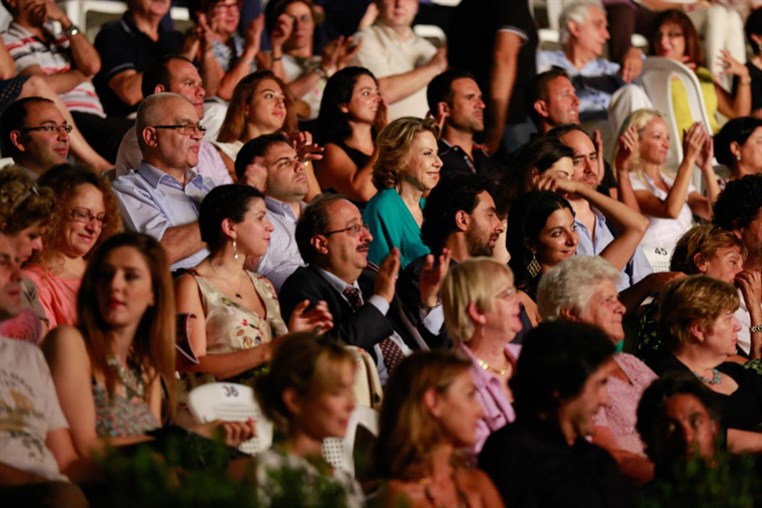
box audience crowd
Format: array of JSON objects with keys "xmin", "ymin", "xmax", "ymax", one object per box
[{"xmin": 2, "ymin": 0, "xmax": 762, "ymax": 506}]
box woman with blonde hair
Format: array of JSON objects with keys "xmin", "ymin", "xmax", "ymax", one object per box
[
  {"xmin": 614, "ymin": 108, "xmax": 718, "ymax": 253},
  {"xmin": 0, "ymin": 166, "xmax": 55, "ymax": 342},
  {"xmin": 441, "ymin": 258, "xmax": 523, "ymax": 453},
  {"xmin": 254, "ymin": 332, "xmax": 363, "ymax": 507},
  {"xmin": 363, "ymin": 116, "xmax": 442, "ymax": 269},
  {"xmin": 24, "ymin": 164, "xmax": 122, "ymax": 329},
  {"xmin": 373, "ymin": 351, "xmax": 504, "ymax": 508}
]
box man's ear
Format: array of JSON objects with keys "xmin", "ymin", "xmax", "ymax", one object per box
[
  {"xmin": 533, "ymin": 99, "xmax": 550, "ymax": 119},
  {"xmin": 154, "ymin": 84, "xmax": 167, "ymax": 94},
  {"xmin": 559, "ymin": 307, "xmax": 579, "ymax": 322},
  {"xmin": 567, "ymin": 19, "xmax": 581, "ymax": 39},
  {"xmin": 9, "ymin": 130, "xmax": 26, "ymax": 153},
  {"xmin": 437, "ymin": 101, "xmax": 450, "ymax": 121},
  {"xmin": 141, "ymin": 126, "xmax": 158, "ymax": 148},
  {"xmin": 454, "ymin": 209, "xmax": 470, "ymax": 232},
  {"xmin": 311, "ymin": 234, "xmax": 329, "ymax": 256}
]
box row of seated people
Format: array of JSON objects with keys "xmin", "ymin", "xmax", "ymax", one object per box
[
  {"xmin": 2, "ymin": 0, "xmax": 762, "ymax": 173},
  {"xmin": 0, "ymin": 215, "xmax": 760, "ymax": 506}
]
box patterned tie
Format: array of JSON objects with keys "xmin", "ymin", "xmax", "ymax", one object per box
[{"xmin": 342, "ymin": 286, "xmax": 405, "ymax": 374}]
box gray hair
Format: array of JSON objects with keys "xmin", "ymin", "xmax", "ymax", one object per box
[
  {"xmin": 559, "ymin": 1, "xmax": 604, "ymax": 45},
  {"xmin": 136, "ymin": 92, "xmax": 189, "ymax": 151},
  {"xmin": 537, "ymin": 255, "xmax": 620, "ymax": 320}
]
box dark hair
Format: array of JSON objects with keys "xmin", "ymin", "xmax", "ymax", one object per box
[
  {"xmin": 199, "ymin": 184, "xmax": 266, "ymax": 252},
  {"xmin": 425, "ymin": 68, "xmax": 477, "ymax": 115},
  {"xmin": 0, "ymin": 166, "xmax": 55, "ymax": 233},
  {"xmin": 0, "ymin": 97, "xmax": 55, "ymax": 157},
  {"xmin": 636, "ymin": 373, "xmax": 721, "ymax": 463},
  {"xmin": 546, "ymin": 122, "xmax": 590, "ymax": 141},
  {"xmin": 141, "ymin": 55, "xmax": 196, "ymax": 99},
  {"xmin": 713, "ymin": 174, "xmax": 762, "ymax": 231},
  {"xmin": 525, "ymin": 68, "xmax": 571, "ymax": 128},
  {"xmin": 233, "ymin": 132, "xmax": 290, "ymax": 181},
  {"xmin": 714, "ymin": 116, "xmax": 762, "ymax": 168},
  {"xmin": 295, "ymin": 193, "xmax": 346, "ymax": 264},
  {"xmin": 316, "ymin": 66, "xmax": 378, "ymax": 145},
  {"xmin": 746, "ymin": 7, "xmax": 762, "ymax": 55},
  {"xmin": 421, "ymin": 175, "xmax": 495, "ymax": 254},
  {"xmin": 507, "ymin": 190, "xmax": 574, "ymax": 288},
  {"xmin": 510, "ymin": 321, "xmax": 614, "ymax": 422},
  {"xmin": 498, "ymin": 137, "xmax": 574, "ymax": 215},
  {"xmin": 266, "ymin": 0, "xmax": 323, "ymax": 34},
  {"xmin": 650, "ymin": 10, "xmax": 703, "ymax": 66}
]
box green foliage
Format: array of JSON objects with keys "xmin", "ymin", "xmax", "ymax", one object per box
[
  {"xmin": 636, "ymin": 452, "xmax": 760, "ymax": 508},
  {"xmin": 96, "ymin": 435, "xmax": 351, "ymax": 508}
]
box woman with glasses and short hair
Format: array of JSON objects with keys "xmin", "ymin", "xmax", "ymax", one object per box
[{"xmin": 23, "ymin": 164, "xmax": 121, "ymax": 330}]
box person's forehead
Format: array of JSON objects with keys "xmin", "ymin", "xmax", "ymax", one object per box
[
  {"xmin": 162, "ymin": 98, "xmax": 198, "ymax": 120},
  {"xmin": 264, "ymin": 142, "xmax": 296, "ymax": 161},
  {"xmin": 561, "ymin": 130, "xmax": 594, "ymax": 153},
  {"xmin": 25, "ymin": 102, "xmax": 64, "ymax": 123},
  {"xmin": 472, "ymin": 190, "xmax": 495, "ymax": 211},
  {"xmin": 665, "ymin": 393, "xmax": 709, "ymax": 418},
  {"xmin": 168, "ymin": 60, "xmax": 201, "ymax": 82},
  {"xmin": 586, "ymin": 5, "xmax": 606, "ymax": 22},
  {"xmin": 452, "ymin": 77, "xmax": 481, "ymax": 96},
  {"xmin": 326, "ymin": 199, "xmax": 361, "ymax": 225},
  {"xmin": 548, "ymin": 76, "xmax": 574, "ymax": 94}
]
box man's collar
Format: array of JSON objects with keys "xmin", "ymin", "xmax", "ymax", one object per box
[{"xmin": 137, "ymin": 161, "xmax": 200, "ymax": 188}]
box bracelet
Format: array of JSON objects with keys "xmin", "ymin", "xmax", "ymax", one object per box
[
  {"xmin": 751, "ymin": 324, "xmax": 762, "ymax": 333},
  {"xmin": 739, "ymin": 77, "xmax": 752, "ymax": 86},
  {"xmin": 315, "ymin": 66, "xmax": 329, "ymax": 79},
  {"xmin": 272, "ymin": 55, "xmax": 282, "ymax": 61}
]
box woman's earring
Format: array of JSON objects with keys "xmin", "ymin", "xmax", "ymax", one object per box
[
  {"xmin": 737, "ymin": 155, "xmax": 742, "ymax": 161},
  {"xmin": 233, "ymin": 240, "xmax": 239, "ymax": 260},
  {"xmin": 527, "ymin": 253, "xmax": 541, "ymax": 278}
]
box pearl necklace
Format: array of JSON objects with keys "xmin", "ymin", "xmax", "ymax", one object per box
[{"xmin": 693, "ymin": 368, "xmax": 722, "ymax": 385}]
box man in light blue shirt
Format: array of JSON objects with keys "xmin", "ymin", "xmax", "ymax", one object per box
[{"xmin": 112, "ymin": 93, "xmax": 215, "ymax": 271}]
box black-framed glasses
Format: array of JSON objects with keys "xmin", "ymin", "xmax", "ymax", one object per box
[
  {"xmin": 152, "ymin": 123, "xmax": 207, "ymax": 136},
  {"xmin": 323, "ymin": 223, "xmax": 369, "ymax": 236},
  {"xmin": 68, "ymin": 207, "xmax": 107, "ymax": 228},
  {"xmin": 22, "ymin": 123, "xmax": 73, "ymax": 135}
]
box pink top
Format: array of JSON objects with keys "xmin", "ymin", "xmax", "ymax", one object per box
[
  {"xmin": 455, "ymin": 342, "xmax": 521, "ymax": 453},
  {"xmin": 593, "ymin": 353, "xmax": 657, "ymax": 456},
  {"xmin": 23, "ymin": 265, "xmax": 80, "ymax": 330}
]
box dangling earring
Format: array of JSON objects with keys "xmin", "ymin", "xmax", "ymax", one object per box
[
  {"xmin": 527, "ymin": 253, "xmax": 541, "ymax": 278},
  {"xmin": 737, "ymin": 155, "xmax": 742, "ymax": 161},
  {"xmin": 233, "ymin": 240, "xmax": 239, "ymax": 260}
]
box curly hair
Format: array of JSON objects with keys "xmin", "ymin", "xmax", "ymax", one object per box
[
  {"xmin": 0, "ymin": 165, "xmax": 55, "ymax": 234},
  {"xmin": 374, "ymin": 351, "xmax": 472, "ymax": 481},
  {"xmin": 34, "ymin": 164, "xmax": 122, "ymax": 267},
  {"xmin": 372, "ymin": 116, "xmax": 440, "ymax": 191},
  {"xmin": 712, "ymin": 174, "xmax": 762, "ymax": 231},
  {"xmin": 216, "ymin": 70, "xmax": 296, "ymax": 143}
]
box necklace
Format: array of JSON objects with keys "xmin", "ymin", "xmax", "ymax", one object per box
[
  {"xmin": 475, "ymin": 352, "xmax": 511, "ymax": 376},
  {"xmin": 422, "ymin": 470, "xmax": 470, "ymax": 508},
  {"xmin": 209, "ymin": 263, "xmax": 245, "ymax": 299},
  {"xmin": 692, "ymin": 368, "xmax": 722, "ymax": 385}
]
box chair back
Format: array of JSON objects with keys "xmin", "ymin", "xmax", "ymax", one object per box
[
  {"xmin": 639, "ymin": 57, "xmax": 713, "ymax": 190},
  {"xmin": 321, "ymin": 405, "xmax": 379, "ymax": 477},
  {"xmin": 187, "ymin": 382, "xmax": 273, "ymax": 456}
]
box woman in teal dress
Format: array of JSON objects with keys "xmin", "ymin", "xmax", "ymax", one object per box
[{"xmin": 363, "ymin": 116, "xmax": 442, "ymax": 269}]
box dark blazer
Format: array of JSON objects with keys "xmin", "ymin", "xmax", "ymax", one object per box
[{"xmin": 279, "ymin": 265, "xmax": 437, "ymax": 358}]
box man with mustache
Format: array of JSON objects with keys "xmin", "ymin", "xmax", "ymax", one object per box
[
  {"xmin": 279, "ymin": 193, "xmax": 446, "ymax": 384},
  {"xmin": 427, "ymin": 69, "xmax": 506, "ymax": 183},
  {"xmin": 112, "ymin": 93, "xmax": 215, "ymax": 271}
]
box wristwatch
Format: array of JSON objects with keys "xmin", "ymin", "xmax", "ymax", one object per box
[
  {"xmin": 63, "ymin": 24, "xmax": 80, "ymax": 38},
  {"xmin": 750, "ymin": 324, "xmax": 762, "ymax": 333}
]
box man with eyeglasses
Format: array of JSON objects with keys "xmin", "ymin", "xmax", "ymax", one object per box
[
  {"xmin": 112, "ymin": 93, "xmax": 215, "ymax": 271},
  {"xmin": 2, "ymin": 0, "xmax": 133, "ymax": 163},
  {"xmin": 233, "ymin": 133, "xmax": 309, "ymax": 292},
  {"xmin": 113, "ymin": 55, "xmax": 231, "ymax": 185},
  {"xmin": 279, "ymin": 193, "xmax": 446, "ymax": 385},
  {"xmin": 0, "ymin": 97, "xmax": 70, "ymax": 177}
]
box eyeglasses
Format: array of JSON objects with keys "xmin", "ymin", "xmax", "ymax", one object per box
[
  {"xmin": 152, "ymin": 123, "xmax": 207, "ymax": 136},
  {"xmin": 68, "ymin": 207, "xmax": 107, "ymax": 228},
  {"xmin": 22, "ymin": 123, "xmax": 73, "ymax": 135},
  {"xmin": 659, "ymin": 31, "xmax": 683, "ymax": 39},
  {"xmin": 323, "ymin": 223, "xmax": 369, "ymax": 236}
]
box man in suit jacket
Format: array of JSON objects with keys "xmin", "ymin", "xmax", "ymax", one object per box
[{"xmin": 279, "ymin": 194, "xmax": 447, "ymax": 384}]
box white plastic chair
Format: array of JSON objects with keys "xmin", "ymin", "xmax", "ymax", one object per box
[
  {"xmin": 638, "ymin": 57, "xmax": 714, "ymax": 190},
  {"xmin": 413, "ymin": 24, "xmax": 446, "ymax": 48},
  {"xmin": 643, "ymin": 246, "xmax": 673, "ymax": 273},
  {"xmin": 321, "ymin": 405, "xmax": 379, "ymax": 478},
  {"xmin": 187, "ymin": 382, "xmax": 273, "ymax": 456}
]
